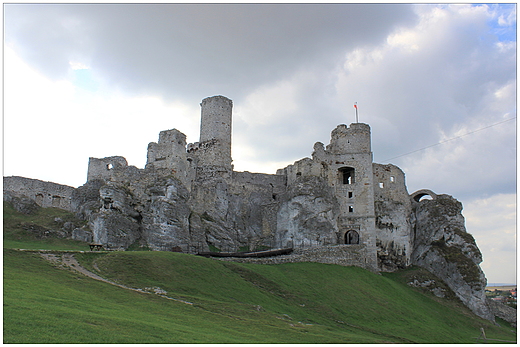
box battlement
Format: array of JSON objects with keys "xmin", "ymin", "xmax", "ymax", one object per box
[{"xmin": 326, "ymin": 123, "xmax": 371, "ymax": 154}]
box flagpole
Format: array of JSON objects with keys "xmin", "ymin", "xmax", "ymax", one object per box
[{"xmin": 354, "ymin": 102, "xmax": 359, "ymax": 123}]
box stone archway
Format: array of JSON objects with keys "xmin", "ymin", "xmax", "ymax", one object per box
[
  {"xmin": 344, "ymin": 230, "xmax": 359, "ymax": 245},
  {"xmin": 410, "ymin": 189, "xmax": 437, "ymax": 202}
]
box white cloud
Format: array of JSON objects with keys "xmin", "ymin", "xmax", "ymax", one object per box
[
  {"xmin": 69, "ymin": 61, "xmax": 89, "ymax": 70},
  {"xmin": 4, "ymin": 46, "xmax": 200, "ymax": 187},
  {"xmin": 331, "ymin": 4, "xmax": 515, "ymax": 198}
]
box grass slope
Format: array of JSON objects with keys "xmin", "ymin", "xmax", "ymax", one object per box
[{"xmin": 3, "ymin": 203, "xmax": 517, "ymax": 343}]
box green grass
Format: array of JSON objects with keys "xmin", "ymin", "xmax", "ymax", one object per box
[
  {"xmin": 5, "ymin": 249, "xmax": 516, "ymax": 343},
  {"xmin": 3, "ymin": 201, "xmax": 91, "ymax": 251},
  {"xmin": 3, "ymin": 202, "xmax": 517, "ymax": 343}
]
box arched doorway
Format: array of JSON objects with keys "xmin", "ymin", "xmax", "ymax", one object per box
[{"xmin": 344, "ymin": 230, "xmax": 359, "ymax": 244}]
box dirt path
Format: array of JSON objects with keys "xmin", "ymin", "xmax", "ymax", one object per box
[{"xmin": 39, "ymin": 252, "xmax": 193, "ymax": 305}]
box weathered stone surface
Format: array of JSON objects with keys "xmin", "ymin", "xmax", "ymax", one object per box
[
  {"xmin": 219, "ymin": 245, "xmax": 379, "ymax": 271},
  {"xmin": 141, "ymin": 177, "xmax": 191, "ymax": 251},
  {"xmin": 71, "ymin": 179, "xmax": 104, "ymax": 220},
  {"xmin": 276, "ymin": 176, "xmax": 338, "ymax": 248},
  {"xmin": 3, "ymin": 176, "xmax": 74, "ymax": 211},
  {"xmin": 486, "ymin": 298, "xmax": 517, "ymax": 326},
  {"xmin": 3, "ymin": 191, "xmax": 41, "ymax": 215},
  {"xmin": 411, "ymin": 194, "xmax": 493, "ymax": 321},
  {"xmin": 71, "ymin": 228, "xmax": 93, "ymax": 243}
]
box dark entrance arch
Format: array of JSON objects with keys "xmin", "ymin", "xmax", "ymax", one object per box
[{"xmin": 344, "ymin": 230, "xmax": 359, "ymax": 245}]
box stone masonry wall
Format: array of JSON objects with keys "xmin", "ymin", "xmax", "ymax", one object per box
[
  {"xmin": 218, "ymin": 245, "xmax": 379, "ymax": 272},
  {"xmin": 3, "ymin": 176, "xmax": 75, "ymax": 211}
]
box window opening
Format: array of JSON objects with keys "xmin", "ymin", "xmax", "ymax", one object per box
[
  {"xmin": 390, "ymin": 176, "xmax": 395, "ymax": 182},
  {"xmin": 348, "ymin": 205, "xmax": 354, "ymax": 213},
  {"xmin": 348, "ymin": 191, "xmax": 353, "ymax": 198},
  {"xmin": 418, "ymin": 195, "xmax": 433, "ymax": 202},
  {"xmin": 107, "ymin": 163, "xmax": 114, "ymax": 170},
  {"xmin": 379, "ymin": 182, "xmax": 384, "ymax": 188},
  {"xmin": 345, "ymin": 230, "xmax": 359, "ymax": 245},
  {"xmin": 338, "ymin": 167, "xmax": 355, "ymax": 184}
]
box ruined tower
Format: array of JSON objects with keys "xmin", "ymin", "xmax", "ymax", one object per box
[
  {"xmin": 194, "ymin": 95, "xmax": 233, "ymax": 171},
  {"xmin": 145, "ymin": 129, "xmax": 189, "ymax": 187},
  {"xmin": 325, "ymin": 123, "xmax": 378, "ymax": 269}
]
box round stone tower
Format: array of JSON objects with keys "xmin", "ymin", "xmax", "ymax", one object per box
[{"xmin": 198, "ymin": 95, "xmax": 233, "ymax": 170}]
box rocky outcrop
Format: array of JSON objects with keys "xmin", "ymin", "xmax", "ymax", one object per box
[
  {"xmin": 486, "ymin": 298, "xmax": 517, "ymax": 326},
  {"xmin": 142, "ymin": 176, "xmax": 191, "ymax": 251},
  {"xmin": 276, "ymin": 176, "xmax": 338, "ymax": 248},
  {"xmin": 411, "ymin": 194, "xmax": 493, "ymax": 321},
  {"xmin": 3, "ymin": 191, "xmax": 41, "ymax": 215}
]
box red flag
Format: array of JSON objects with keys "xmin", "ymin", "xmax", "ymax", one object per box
[{"xmin": 354, "ymin": 104, "xmax": 358, "ymax": 109}]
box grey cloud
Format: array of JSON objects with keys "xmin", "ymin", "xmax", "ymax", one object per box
[{"xmin": 5, "ymin": 3, "xmax": 416, "ymax": 103}]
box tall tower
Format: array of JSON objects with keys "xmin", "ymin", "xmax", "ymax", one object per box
[
  {"xmin": 327, "ymin": 123, "xmax": 378, "ymax": 270},
  {"xmin": 197, "ymin": 95, "xmax": 233, "ymax": 170}
]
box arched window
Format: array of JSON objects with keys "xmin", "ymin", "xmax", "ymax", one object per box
[
  {"xmin": 345, "ymin": 230, "xmax": 359, "ymax": 245},
  {"xmin": 411, "ymin": 189, "xmax": 437, "ymax": 202},
  {"xmin": 338, "ymin": 167, "xmax": 355, "ymax": 184}
]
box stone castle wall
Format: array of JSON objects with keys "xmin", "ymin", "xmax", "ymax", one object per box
[
  {"xmin": 218, "ymin": 245, "xmax": 379, "ymax": 272},
  {"xmin": 3, "ymin": 176, "xmax": 75, "ymax": 211}
]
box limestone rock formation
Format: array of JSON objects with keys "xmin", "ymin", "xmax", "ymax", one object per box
[
  {"xmin": 4, "ymin": 191, "xmax": 41, "ymax": 215},
  {"xmin": 276, "ymin": 176, "xmax": 338, "ymax": 248},
  {"xmin": 411, "ymin": 193, "xmax": 493, "ymax": 321}
]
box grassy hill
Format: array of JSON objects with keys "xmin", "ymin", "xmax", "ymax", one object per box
[{"xmin": 3, "ymin": 202, "xmax": 517, "ymax": 343}]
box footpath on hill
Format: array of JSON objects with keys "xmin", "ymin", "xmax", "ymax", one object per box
[{"xmin": 38, "ymin": 251, "xmax": 193, "ymax": 305}]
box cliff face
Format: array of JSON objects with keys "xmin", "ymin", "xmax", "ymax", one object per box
[{"xmin": 411, "ymin": 194, "xmax": 493, "ymax": 321}]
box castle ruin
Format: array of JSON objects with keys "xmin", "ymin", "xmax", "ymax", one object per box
[{"xmin": 3, "ymin": 95, "xmax": 494, "ymax": 321}]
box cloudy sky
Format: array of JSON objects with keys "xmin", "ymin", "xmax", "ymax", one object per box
[{"xmin": 4, "ymin": 3, "xmax": 516, "ymax": 284}]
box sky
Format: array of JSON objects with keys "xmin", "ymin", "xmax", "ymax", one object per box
[{"xmin": 3, "ymin": 3, "xmax": 516, "ymax": 284}]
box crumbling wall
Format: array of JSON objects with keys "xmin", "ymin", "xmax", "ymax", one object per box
[
  {"xmin": 146, "ymin": 129, "xmax": 191, "ymax": 189},
  {"xmin": 486, "ymin": 298, "xmax": 517, "ymax": 326},
  {"xmin": 276, "ymin": 123, "xmax": 379, "ymax": 271},
  {"xmin": 87, "ymin": 156, "xmax": 128, "ymax": 182},
  {"xmin": 373, "ymin": 164, "xmax": 413, "ymax": 271},
  {"xmin": 3, "ymin": 176, "xmax": 75, "ymax": 211},
  {"xmin": 219, "ymin": 245, "xmax": 379, "ymax": 272}
]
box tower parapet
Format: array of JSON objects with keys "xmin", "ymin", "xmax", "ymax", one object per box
[{"xmin": 326, "ymin": 123, "xmax": 371, "ymax": 154}]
